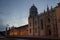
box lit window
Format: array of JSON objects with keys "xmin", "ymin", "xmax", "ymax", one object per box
[
  {"xmin": 14, "ymin": 31, "xmax": 18, "ymax": 36},
  {"xmin": 10, "ymin": 32, "xmax": 13, "ymax": 36}
]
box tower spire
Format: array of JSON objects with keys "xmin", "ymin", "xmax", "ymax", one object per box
[
  {"xmin": 9, "ymin": 27, "xmax": 10, "ymax": 31},
  {"xmin": 58, "ymin": 2, "xmax": 60, "ymax": 6},
  {"xmin": 51, "ymin": 6, "xmax": 53, "ymax": 11},
  {"xmin": 6, "ymin": 27, "xmax": 7, "ymax": 31},
  {"xmin": 33, "ymin": 3, "xmax": 34, "ymax": 6},
  {"xmin": 47, "ymin": 5, "xmax": 49, "ymax": 12},
  {"xmin": 29, "ymin": 4, "xmax": 38, "ymax": 18},
  {"xmin": 6, "ymin": 27, "xmax": 8, "ymax": 36},
  {"xmin": 44, "ymin": 9, "xmax": 45, "ymax": 13}
]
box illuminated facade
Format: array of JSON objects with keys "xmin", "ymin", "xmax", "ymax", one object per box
[
  {"xmin": 9, "ymin": 28, "xmax": 18, "ymax": 36},
  {"xmin": 9, "ymin": 25, "xmax": 28, "ymax": 36}
]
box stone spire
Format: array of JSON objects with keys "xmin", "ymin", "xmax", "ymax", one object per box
[
  {"xmin": 44, "ymin": 9, "xmax": 45, "ymax": 13},
  {"xmin": 51, "ymin": 6, "xmax": 53, "ymax": 11},
  {"xmin": 29, "ymin": 4, "xmax": 38, "ymax": 18},
  {"xmin": 58, "ymin": 2, "xmax": 60, "ymax": 6},
  {"xmin": 6, "ymin": 27, "xmax": 7, "ymax": 31},
  {"xmin": 9, "ymin": 27, "xmax": 10, "ymax": 31},
  {"xmin": 47, "ymin": 5, "xmax": 49, "ymax": 12},
  {"xmin": 6, "ymin": 27, "xmax": 8, "ymax": 36}
]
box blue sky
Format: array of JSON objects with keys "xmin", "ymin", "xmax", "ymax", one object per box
[{"xmin": 0, "ymin": 0, "xmax": 60, "ymax": 28}]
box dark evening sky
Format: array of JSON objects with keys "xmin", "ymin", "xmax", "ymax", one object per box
[{"xmin": 0, "ymin": 0, "xmax": 60, "ymax": 31}]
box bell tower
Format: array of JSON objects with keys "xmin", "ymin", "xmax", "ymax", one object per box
[
  {"xmin": 29, "ymin": 4, "xmax": 38, "ymax": 18},
  {"xmin": 28, "ymin": 4, "xmax": 38, "ymax": 36}
]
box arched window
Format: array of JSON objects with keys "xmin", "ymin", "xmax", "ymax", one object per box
[
  {"xmin": 48, "ymin": 29, "xmax": 51, "ymax": 35},
  {"xmin": 48, "ymin": 18, "xmax": 50, "ymax": 23},
  {"xmin": 30, "ymin": 29, "xmax": 31, "ymax": 33},
  {"xmin": 41, "ymin": 19, "xmax": 43, "ymax": 29},
  {"xmin": 30, "ymin": 22, "xmax": 31, "ymax": 27}
]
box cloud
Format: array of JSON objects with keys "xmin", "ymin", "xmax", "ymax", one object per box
[{"xmin": 0, "ymin": 19, "xmax": 9, "ymax": 31}]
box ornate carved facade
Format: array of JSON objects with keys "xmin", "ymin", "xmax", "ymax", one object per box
[
  {"xmin": 8, "ymin": 3, "xmax": 60, "ymax": 37},
  {"xmin": 28, "ymin": 3, "xmax": 60, "ymax": 37}
]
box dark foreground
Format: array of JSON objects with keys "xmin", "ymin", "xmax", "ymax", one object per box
[
  {"xmin": 0, "ymin": 36, "xmax": 60, "ymax": 40},
  {"xmin": 0, "ymin": 38, "xmax": 60, "ymax": 40}
]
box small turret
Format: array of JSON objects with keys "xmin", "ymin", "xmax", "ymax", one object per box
[
  {"xmin": 6, "ymin": 27, "xmax": 8, "ymax": 36},
  {"xmin": 29, "ymin": 4, "xmax": 38, "ymax": 18},
  {"xmin": 51, "ymin": 6, "xmax": 53, "ymax": 11},
  {"xmin": 9, "ymin": 27, "xmax": 10, "ymax": 31},
  {"xmin": 44, "ymin": 9, "xmax": 45, "ymax": 13},
  {"xmin": 58, "ymin": 2, "xmax": 60, "ymax": 6},
  {"xmin": 47, "ymin": 5, "xmax": 49, "ymax": 12},
  {"xmin": 6, "ymin": 27, "xmax": 7, "ymax": 32}
]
